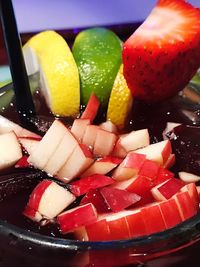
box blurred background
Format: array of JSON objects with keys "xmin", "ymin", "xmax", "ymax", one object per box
[
  {"xmin": 12, "ymin": 0, "xmax": 200, "ymax": 33},
  {"xmin": 1, "ymin": 0, "xmax": 200, "ymax": 81}
]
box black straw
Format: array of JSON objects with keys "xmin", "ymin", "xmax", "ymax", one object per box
[{"xmin": 0, "ymin": 0, "xmax": 35, "ymax": 126}]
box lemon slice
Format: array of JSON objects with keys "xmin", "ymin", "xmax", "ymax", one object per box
[
  {"xmin": 23, "ymin": 31, "xmax": 80, "ymax": 117},
  {"xmin": 107, "ymin": 65, "xmax": 133, "ymax": 129}
]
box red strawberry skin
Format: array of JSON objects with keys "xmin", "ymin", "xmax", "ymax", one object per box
[{"xmin": 123, "ymin": 0, "xmax": 200, "ymax": 102}]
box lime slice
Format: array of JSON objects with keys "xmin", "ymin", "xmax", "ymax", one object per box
[
  {"xmin": 23, "ymin": 31, "xmax": 80, "ymax": 117},
  {"xmin": 72, "ymin": 27, "xmax": 122, "ymax": 107},
  {"xmin": 107, "ymin": 65, "xmax": 133, "ymax": 129}
]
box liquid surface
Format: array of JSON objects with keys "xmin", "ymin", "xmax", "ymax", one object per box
[{"xmin": 0, "ymin": 87, "xmax": 199, "ymax": 239}]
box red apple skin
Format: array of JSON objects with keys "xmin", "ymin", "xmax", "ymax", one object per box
[
  {"xmin": 112, "ymin": 152, "xmax": 146, "ymax": 181},
  {"xmin": 85, "ymin": 219, "xmax": 111, "ymax": 241},
  {"xmin": 126, "ymin": 175, "xmax": 154, "ymax": 195},
  {"xmin": 173, "ymin": 191, "xmax": 198, "ymax": 220},
  {"xmin": 23, "ymin": 205, "xmax": 42, "ymax": 222},
  {"xmin": 141, "ymin": 204, "xmax": 166, "ymax": 234},
  {"xmin": 138, "ymin": 159, "xmax": 160, "ymax": 180},
  {"xmin": 159, "ymin": 198, "xmax": 182, "ymax": 228},
  {"xmin": 162, "ymin": 140, "xmax": 172, "ymax": 164},
  {"xmin": 80, "ymin": 189, "xmax": 110, "ymax": 213},
  {"xmin": 27, "ymin": 180, "xmax": 52, "ymax": 211},
  {"xmin": 181, "ymin": 183, "xmax": 199, "ymax": 211},
  {"xmin": 164, "ymin": 154, "xmax": 176, "ymax": 169},
  {"xmin": 154, "ymin": 167, "xmax": 174, "ymax": 185},
  {"xmin": 98, "ymin": 156, "xmax": 122, "ymax": 165},
  {"xmin": 81, "ymin": 93, "xmax": 100, "ymax": 123},
  {"xmin": 80, "ymin": 156, "xmax": 122, "ymax": 178},
  {"xmin": 112, "ymin": 139, "xmax": 127, "ymax": 158},
  {"xmin": 107, "ymin": 216, "xmax": 130, "ymax": 240},
  {"xmin": 157, "ymin": 178, "xmax": 185, "ymax": 200},
  {"xmin": 58, "ymin": 203, "xmax": 97, "ymax": 234},
  {"xmin": 126, "ymin": 210, "xmax": 147, "ymax": 238},
  {"xmin": 100, "ymin": 187, "xmax": 141, "ymax": 212},
  {"xmin": 132, "ymin": 191, "xmax": 155, "ymax": 208},
  {"xmin": 70, "ymin": 174, "xmax": 114, "ymax": 196},
  {"xmin": 15, "ymin": 156, "xmax": 30, "ymax": 168}
]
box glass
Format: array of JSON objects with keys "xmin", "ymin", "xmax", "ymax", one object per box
[{"xmin": 0, "ymin": 20, "xmax": 200, "ymax": 267}]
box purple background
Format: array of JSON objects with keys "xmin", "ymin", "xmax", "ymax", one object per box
[{"xmin": 12, "ymin": 0, "xmax": 200, "ymax": 33}]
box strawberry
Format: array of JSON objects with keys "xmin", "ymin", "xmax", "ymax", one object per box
[{"xmin": 122, "ymin": 0, "xmax": 200, "ymax": 102}]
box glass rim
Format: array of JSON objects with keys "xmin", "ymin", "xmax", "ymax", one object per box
[{"xmin": 1, "ymin": 211, "xmax": 200, "ymax": 254}]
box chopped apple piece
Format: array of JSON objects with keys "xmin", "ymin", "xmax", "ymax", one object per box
[
  {"xmin": 70, "ymin": 174, "xmax": 114, "ymax": 196},
  {"xmin": 82, "ymin": 125, "xmax": 99, "ymax": 150},
  {"xmin": 0, "ymin": 115, "xmax": 40, "ymax": 138},
  {"xmin": 159, "ymin": 198, "xmax": 182, "ymax": 228},
  {"xmin": 151, "ymin": 178, "xmax": 184, "ymax": 201},
  {"xmin": 120, "ymin": 129, "xmax": 150, "ymax": 152},
  {"xmin": 141, "ymin": 204, "xmax": 166, "ymax": 234},
  {"xmin": 23, "ymin": 205, "xmax": 43, "ymax": 222},
  {"xmin": 100, "ymin": 187, "xmax": 141, "ymax": 212},
  {"xmin": 112, "ymin": 138, "xmax": 127, "ymax": 158},
  {"xmin": 81, "ymin": 93, "xmax": 100, "ymax": 123},
  {"xmin": 93, "ymin": 129, "xmax": 117, "ymax": 157},
  {"xmin": 99, "ymin": 121, "xmax": 118, "ymax": 133},
  {"xmin": 18, "ymin": 137, "xmax": 39, "ymax": 155},
  {"xmin": 80, "ymin": 189, "xmax": 110, "ymax": 213},
  {"xmin": 57, "ymin": 144, "xmax": 94, "ymax": 183},
  {"xmin": 163, "ymin": 154, "xmax": 176, "ymax": 169},
  {"xmin": 44, "ymin": 128, "xmax": 78, "ymax": 176},
  {"xmin": 15, "ymin": 155, "xmax": 30, "ymax": 168},
  {"xmin": 138, "ymin": 159, "xmax": 160, "ymax": 180},
  {"xmin": 173, "ymin": 191, "xmax": 198, "ymax": 220},
  {"xmin": 154, "ymin": 167, "xmax": 174, "ymax": 185},
  {"xmin": 81, "ymin": 156, "xmax": 122, "ymax": 178},
  {"xmin": 125, "ymin": 209, "xmax": 147, "ymax": 238},
  {"xmin": 179, "ymin": 171, "xmax": 200, "ymax": 183},
  {"xmin": 134, "ymin": 140, "xmax": 172, "ymax": 165},
  {"xmin": 75, "ymin": 218, "xmax": 110, "ymax": 241},
  {"xmin": 24, "ymin": 180, "xmax": 75, "ymax": 219},
  {"xmin": 71, "ymin": 119, "xmax": 90, "ymax": 141},
  {"xmin": 0, "ymin": 132, "xmax": 22, "ymax": 170},
  {"xmin": 28, "ymin": 120, "xmax": 67, "ymax": 170},
  {"xmin": 181, "ymin": 183, "xmax": 199, "ymax": 210},
  {"xmin": 58, "ymin": 203, "xmax": 97, "ymax": 234},
  {"xmin": 112, "ymin": 152, "xmax": 146, "ymax": 181},
  {"xmin": 104, "ymin": 210, "xmax": 133, "ymax": 240}
]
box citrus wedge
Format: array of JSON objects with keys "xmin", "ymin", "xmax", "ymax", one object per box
[
  {"xmin": 72, "ymin": 27, "xmax": 122, "ymax": 107},
  {"xmin": 107, "ymin": 65, "xmax": 133, "ymax": 129},
  {"xmin": 23, "ymin": 31, "xmax": 80, "ymax": 117}
]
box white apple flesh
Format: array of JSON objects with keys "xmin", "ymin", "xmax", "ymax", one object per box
[
  {"xmin": 112, "ymin": 152, "xmax": 146, "ymax": 181},
  {"xmin": 18, "ymin": 137, "xmax": 40, "ymax": 155},
  {"xmin": 0, "ymin": 132, "xmax": 22, "ymax": 170},
  {"xmin": 80, "ymin": 156, "xmax": 122, "ymax": 178},
  {"xmin": 93, "ymin": 129, "xmax": 117, "ymax": 157},
  {"xmin": 57, "ymin": 144, "xmax": 94, "ymax": 183},
  {"xmin": 28, "ymin": 120, "xmax": 67, "ymax": 170},
  {"xmin": 99, "ymin": 121, "xmax": 118, "ymax": 133},
  {"xmin": 134, "ymin": 140, "xmax": 172, "ymax": 165},
  {"xmin": 0, "ymin": 115, "xmax": 40, "ymax": 138},
  {"xmin": 71, "ymin": 119, "xmax": 90, "ymax": 141},
  {"xmin": 44, "ymin": 128, "xmax": 78, "ymax": 176},
  {"xmin": 120, "ymin": 129, "xmax": 150, "ymax": 152},
  {"xmin": 82, "ymin": 125, "xmax": 100, "ymax": 150}
]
